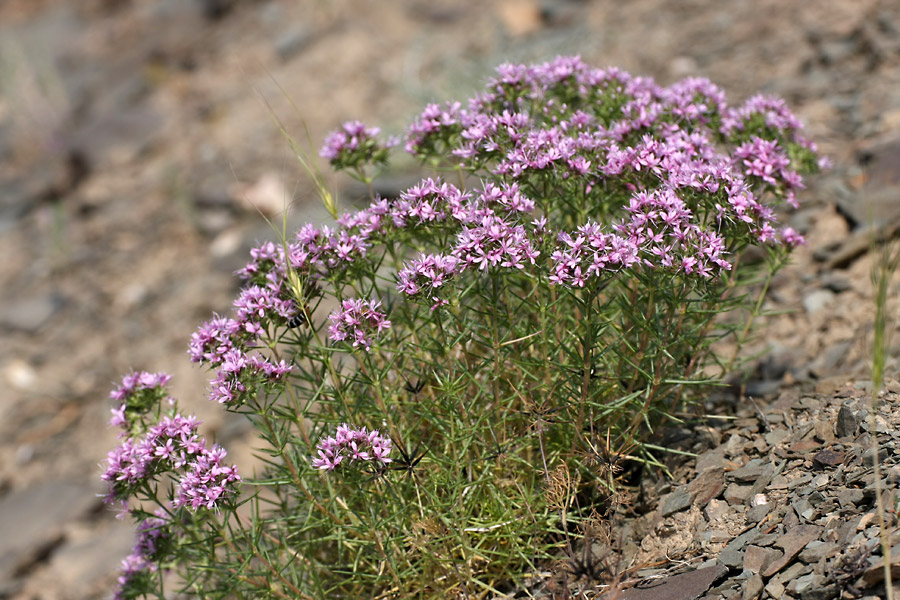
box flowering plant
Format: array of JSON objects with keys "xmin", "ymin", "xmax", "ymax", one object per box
[{"xmin": 102, "ymin": 56, "xmax": 823, "ymax": 598}]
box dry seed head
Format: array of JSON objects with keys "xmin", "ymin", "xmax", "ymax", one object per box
[{"xmin": 545, "ymin": 462, "xmax": 578, "ymax": 511}]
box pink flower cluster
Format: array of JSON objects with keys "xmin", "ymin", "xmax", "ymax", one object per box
[
  {"xmin": 110, "ymin": 371, "xmax": 172, "ymax": 403},
  {"xmin": 405, "ymin": 101, "xmax": 464, "ymax": 155},
  {"xmin": 108, "ymin": 370, "xmax": 173, "ymax": 429},
  {"xmin": 188, "ymin": 288, "xmax": 293, "ymax": 405},
  {"xmin": 192, "ymin": 56, "xmax": 823, "ymax": 409},
  {"xmin": 103, "ymin": 374, "xmax": 240, "ymax": 512},
  {"xmin": 550, "ymin": 224, "xmax": 640, "ymax": 286},
  {"xmin": 208, "ymin": 349, "xmax": 292, "ymax": 405},
  {"xmin": 312, "ymin": 423, "xmax": 392, "ymax": 471},
  {"xmin": 396, "ymin": 56, "xmax": 824, "ymax": 285},
  {"xmin": 235, "ymin": 177, "xmax": 537, "ymax": 305},
  {"xmin": 114, "ymin": 511, "xmax": 170, "ymax": 600},
  {"xmin": 720, "ymin": 94, "xmax": 803, "ymax": 137},
  {"xmin": 320, "ymin": 120, "xmax": 398, "ymax": 171},
  {"xmin": 327, "ymin": 298, "xmax": 391, "ymax": 351}
]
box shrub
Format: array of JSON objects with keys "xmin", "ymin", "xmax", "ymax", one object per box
[{"xmin": 102, "ymin": 56, "xmax": 824, "ymax": 599}]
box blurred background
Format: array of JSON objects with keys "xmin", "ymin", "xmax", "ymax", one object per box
[{"xmin": 0, "ymin": 0, "xmax": 896, "ymax": 597}]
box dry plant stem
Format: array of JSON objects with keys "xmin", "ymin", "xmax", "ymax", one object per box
[
  {"xmin": 870, "ymin": 415, "xmax": 893, "ymax": 600},
  {"xmin": 871, "ymin": 240, "xmax": 899, "ymax": 600}
]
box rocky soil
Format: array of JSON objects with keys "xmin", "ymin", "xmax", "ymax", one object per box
[{"xmin": 1, "ymin": 1, "xmax": 900, "ymax": 599}]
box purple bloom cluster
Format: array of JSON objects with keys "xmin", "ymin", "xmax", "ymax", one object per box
[
  {"xmin": 390, "ymin": 181, "xmax": 540, "ymax": 303},
  {"xmin": 405, "ymin": 101, "xmax": 464, "ymax": 155},
  {"xmin": 327, "ymin": 298, "xmax": 391, "ymax": 351},
  {"xmin": 395, "ymin": 253, "xmax": 460, "ymax": 299},
  {"xmin": 720, "ymin": 94, "xmax": 803, "ymax": 138},
  {"xmin": 312, "ymin": 423, "xmax": 392, "ymax": 471},
  {"xmin": 549, "ymin": 186, "xmax": 735, "ymax": 283},
  {"xmin": 109, "ymin": 371, "xmax": 173, "ymax": 429},
  {"xmin": 236, "ymin": 177, "xmax": 539, "ymax": 309},
  {"xmin": 114, "ymin": 511, "xmax": 171, "ymax": 600},
  {"xmin": 320, "ymin": 120, "xmax": 398, "ymax": 172},
  {"xmin": 174, "ymin": 443, "xmax": 241, "ymax": 510},
  {"xmin": 397, "ymin": 56, "xmax": 823, "ymax": 286},
  {"xmin": 188, "ymin": 285, "xmax": 294, "ymax": 405},
  {"xmin": 733, "ymin": 137, "xmax": 802, "ymax": 207},
  {"xmin": 192, "ymin": 56, "xmax": 823, "ymax": 411},
  {"xmin": 550, "ymin": 224, "xmax": 639, "ymax": 286},
  {"xmin": 110, "ymin": 371, "xmax": 172, "ymax": 403},
  {"xmin": 103, "ymin": 407, "xmax": 240, "ymax": 512},
  {"xmin": 208, "ymin": 349, "xmax": 292, "ymax": 404}
]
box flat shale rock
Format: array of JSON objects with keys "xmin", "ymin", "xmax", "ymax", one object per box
[
  {"xmin": 743, "ymin": 545, "xmax": 782, "ymax": 575},
  {"xmin": 689, "ymin": 467, "xmax": 725, "ymax": 506},
  {"xmin": 0, "ymin": 479, "xmax": 99, "ymax": 585},
  {"xmin": 610, "ymin": 384, "xmax": 900, "ymax": 600},
  {"xmin": 618, "ymin": 564, "xmax": 728, "ymax": 600},
  {"xmin": 660, "ymin": 489, "xmax": 692, "ymax": 517}
]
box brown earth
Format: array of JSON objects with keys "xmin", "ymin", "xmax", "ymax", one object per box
[{"xmin": 1, "ymin": 1, "xmax": 899, "ymax": 598}]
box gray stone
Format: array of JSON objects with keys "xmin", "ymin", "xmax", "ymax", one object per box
[
  {"xmin": 746, "ymin": 503, "xmax": 771, "ymax": 524},
  {"xmin": 704, "ymin": 498, "xmax": 730, "ymax": 522},
  {"xmin": 764, "ymin": 429, "xmax": 791, "ymax": 447},
  {"xmin": 800, "ymin": 584, "xmax": 841, "ymax": 600},
  {"xmin": 0, "ymin": 293, "xmax": 65, "ymax": 333},
  {"xmin": 837, "ymin": 488, "xmax": 864, "ymax": 508},
  {"xmin": 793, "ymin": 497, "xmax": 817, "ymax": 522},
  {"xmin": 814, "ymin": 419, "xmax": 836, "ymax": 444},
  {"xmin": 787, "ymin": 573, "xmax": 818, "ymax": 596},
  {"xmin": 746, "ymin": 464, "xmax": 777, "ymax": 499},
  {"xmin": 788, "ymin": 472, "xmax": 813, "ymax": 490},
  {"xmin": 661, "ymin": 488, "xmax": 692, "ymax": 517},
  {"xmin": 763, "ymin": 525, "xmax": 821, "ymax": 577},
  {"xmin": 619, "ymin": 564, "xmax": 728, "ymax": 600},
  {"xmin": 743, "ymin": 545, "xmax": 782, "ymax": 574},
  {"xmin": 689, "ymin": 467, "xmax": 725, "ymax": 506},
  {"xmin": 799, "ymin": 540, "xmax": 839, "ymax": 563},
  {"xmin": 0, "ymin": 479, "xmax": 99, "ymax": 583},
  {"xmin": 695, "ymin": 446, "xmax": 727, "ymax": 473},
  {"xmin": 700, "ymin": 530, "xmax": 730, "ymax": 544},
  {"xmin": 836, "ymin": 403, "xmax": 859, "ymax": 438},
  {"xmin": 274, "ymin": 27, "xmax": 315, "ymax": 61},
  {"xmin": 741, "ymin": 573, "xmax": 764, "ymax": 600},
  {"xmin": 812, "ymin": 449, "xmax": 844, "ymax": 468},
  {"xmin": 808, "ymin": 490, "xmax": 828, "ymax": 506},
  {"xmin": 770, "ymin": 560, "xmax": 811, "ymax": 585},
  {"xmin": 752, "ymin": 533, "xmax": 779, "ymax": 547},
  {"xmin": 718, "ymin": 547, "xmax": 745, "ymax": 568},
  {"xmin": 723, "ymin": 434, "xmax": 746, "ymax": 457},
  {"xmin": 820, "ymin": 273, "xmax": 852, "ymax": 293},
  {"xmin": 724, "ymin": 483, "xmax": 753, "ymax": 505},
  {"xmin": 729, "ymin": 459, "xmax": 769, "ymax": 483},
  {"xmin": 765, "ymin": 580, "xmax": 786, "ymax": 598},
  {"xmin": 803, "ymin": 289, "xmax": 835, "ymax": 315},
  {"xmin": 725, "ymin": 529, "xmax": 760, "ymax": 554}
]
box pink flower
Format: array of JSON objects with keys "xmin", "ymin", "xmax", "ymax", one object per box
[{"xmin": 312, "ymin": 424, "xmax": 392, "ymax": 471}]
